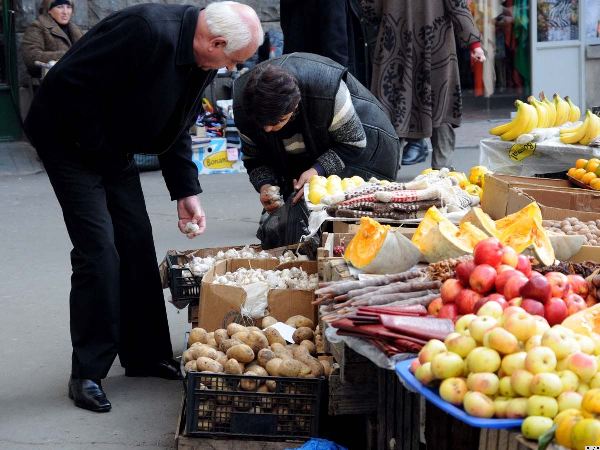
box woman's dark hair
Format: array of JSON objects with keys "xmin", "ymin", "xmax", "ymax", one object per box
[{"xmin": 244, "ymin": 64, "xmax": 301, "ymax": 127}]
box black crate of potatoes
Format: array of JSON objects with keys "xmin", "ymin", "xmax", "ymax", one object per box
[
  {"xmin": 185, "ymin": 372, "xmax": 323, "ymax": 440},
  {"xmin": 167, "ymin": 254, "xmax": 201, "ymax": 305}
]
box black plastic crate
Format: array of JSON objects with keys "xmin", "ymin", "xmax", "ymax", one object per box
[
  {"xmin": 184, "ymin": 372, "xmax": 323, "ymax": 440},
  {"xmin": 167, "ymin": 254, "xmax": 201, "ymax": 305}
]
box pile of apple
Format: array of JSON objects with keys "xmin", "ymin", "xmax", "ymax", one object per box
[
  {"xmin": 411, "ymin": 293, "xmax": 600, "ymax": 442},
  {"xmin": 427, "ymin": 237, "xmax": 591, "ymax": 325}
]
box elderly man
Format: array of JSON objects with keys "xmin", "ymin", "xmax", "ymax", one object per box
[{"xmin": 24, "ymin": 1, "xmax": 262, "ymax": 413}]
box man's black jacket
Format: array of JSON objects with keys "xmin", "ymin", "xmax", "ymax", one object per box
[{"xmin": 25, "ymin": 4, "xmax": 215, "ymax": 200}]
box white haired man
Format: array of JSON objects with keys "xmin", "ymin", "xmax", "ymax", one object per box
[{"xmin": 24, "ymin": 2, "xmax": 263, "ymax": 413}]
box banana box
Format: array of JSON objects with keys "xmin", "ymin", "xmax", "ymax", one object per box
[{"xmin": 191, "ymin": 137, "xmax": 246, "ymax": 175}]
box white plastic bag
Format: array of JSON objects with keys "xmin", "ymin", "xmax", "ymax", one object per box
[{"xmin": 240, "ymin": 282, "xmax": 270, "ymax": 319}]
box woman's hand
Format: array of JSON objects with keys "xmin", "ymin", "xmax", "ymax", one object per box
[
  {"xmin": 260, "ymin": 184, "xmax": 283, "ymax": 213},
  {"xmin": 471, "ymin": 46, "xmax": 486, "ymax": 62},
  {"xmin": 177, "ymin": 195, "xmax": 206, "ymax": 238},
  {"xmin": 293, "ymin": 168, "xmax": 318, "ymax": 204}
]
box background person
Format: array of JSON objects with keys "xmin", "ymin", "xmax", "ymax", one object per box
[
  {"xmin": 24, "ymin": 1, "xmax": 262, "ymax": 413},
  {"xmin": 361, "ymin": 0, "xmax": 485, "ymax": 170},
  {"xmin": 21, "ymin": 0, "xmax": 83, "ymax": 79}
]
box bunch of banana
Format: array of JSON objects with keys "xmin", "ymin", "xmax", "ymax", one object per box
[
  {"xmin": 489, "ymin": 100, "xmax": 538, "ymax": 141},
  {"xmin": 565, "ymin": 96, "xmax": 581, "ymax": 122},
  {"xmin": 560, "ymin": 110, "xmax": 600, "ymax": 145},
  {"xmin": 539, "ymin": 91, "xmax": 557, "ymax": 126},
  {"xmin": 553, "ymin": 93, "xmax": 573, "ymax": 126},
  {"xmin": 527, "ymin": 96, "xmax": 550, "ymax": 128}
]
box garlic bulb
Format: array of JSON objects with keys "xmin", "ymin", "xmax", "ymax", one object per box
[{"xmin": 209, "ymin": 267, "xmax": 318, "ymax": 290}]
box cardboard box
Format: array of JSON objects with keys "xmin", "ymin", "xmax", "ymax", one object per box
[
  {"xmin": 481, "ymin": 174, "xmax": 572, "ymax": 220},
  {"xmin": 504, "ymin": 187, "xmax": 600, "ymax": 262},
  {"xmin": 197, "ymin": 259, "xmax": 317, "ymax": 331}
]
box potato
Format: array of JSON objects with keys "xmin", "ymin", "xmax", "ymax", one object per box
[
  {"xmin": 195, "ymin": 345, "xmax": 219, "ymax": 360},
  {"xmin": 206, "ymin": 337, "xmax": 218, "ymax": 349},
  {"xmin": 223, "ymin": 358, "xmax": 244, "ymax": 375},
  {"xmin": 214, "ymin": 329, "xmax": 229, "ymax": 347},
  {"xmin": 300, "ymin": 340, "xmax": 316, "ymax": 355},
  {"xmin": 278, "ymin": 359, "xmax": 305, "ymax": 377},
  {"xmin": 196, "ymin": 357, "xmax": 223, "ymax": 373},
  {"xmin": 220, "ymin": 338, "xmax": 242, "ymax": 353},
  {"xmin": 265, "ymin": 358, "xmax": 283, "ymax": 376},
  {"xmin": 292, "ymin": 346, "xmax": 323, "ymax": 378},
  {"xmin": 265, "ymin": 379, "xmax": 277, "ymax": 392},
  {"xmin": 264, "ymin": 327, "xmax": 286, "ymax": 346},
  {"xmin": 215, "ymin": 351, "xmax": 228, "ymax": 366},
  {"xmin": 226, "ymin": 344, "xmax": 255, "ymax": 363},
  {"xmin": 214, "ymin": 405, "xmax": 233, "ymax": 424},
  {"xmin": 271, "ymin": 343, "xmax": 293, "ymax": 360},
  {"xmin": 247, "ymin": 326, "xmax": 262, "ymax": 332},
  {"xmin": 207, "ymin": 331, "xmax": 215, "ymax": 339},
  {"xmin": 227, "ymin": 323, "xmax": 246, "ymax": 337},
  {"xmin": 293, "ymin": 327, "xmax": 314, "ymax": 344},
  {"xmin": 285, "ymin": 315, "xmax": 314, "ymax": 329},
  {"xmin": 182, "ymin": 349, "xmax": 194, "ymax": 363},
  {"xmin": 240, "ymin": 372, "xmax": 259, "ymax": 391},
  {"xmin": 262, "ymin": 316, "xmax": 278, "ymax": 329},
  {"xmin": 232, "ymin": 331, "xmax": 269, "ymax": 354},
  {"xmin": 184, "ymin": 360, "xmax": 197, "ymax": 373},
  {"xmin": 319, "ymin": 359, "xmax": 332, "ymax": 377},
  {"xmin": 257, "ymin": 348, "xmax": 276, "ymax": 368},
  {"xmin": 188, "ymin": 327, "xmax": 208, "ymax": 345},
  {"xmin": 245, "ymin": 365, "xmax": 268, "ymax": 377}
]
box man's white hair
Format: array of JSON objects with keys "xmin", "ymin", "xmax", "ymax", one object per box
[{"xmin": 205, "ymin": 1, "xmax": 264, "ymax": 54}]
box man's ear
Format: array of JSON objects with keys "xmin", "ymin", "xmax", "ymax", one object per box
[{"xmin": 210, "ymin": 37, "xmax": 227, "ymax": 49}]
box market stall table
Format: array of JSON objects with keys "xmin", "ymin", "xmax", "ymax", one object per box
[{"xmin": 479, "ymin": 136, "xmax": 600, "ymax": 176}]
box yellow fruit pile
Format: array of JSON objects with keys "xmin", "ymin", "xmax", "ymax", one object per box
[
  {"xmin": 560, "ymin": 111, "xmax": 600, "ymax": 145},
  {"xmin": 490, "ymin": 93, "xmax": 581, "ymax": 141},
  {"xmin": 553, "ymin": 399, "xmax": 600, "ymax": 449},
  {"xmin": 420, "ymin": 165, "xmax": 491, "ymax": 199},
  {"xmin": 307, "ymin": 174, "xmax": 365, "ymax": 205},
  {"xmin": 567, "ymin": 158, "xmax": 600, "ymax": 190}
]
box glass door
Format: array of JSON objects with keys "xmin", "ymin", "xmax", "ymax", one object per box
[
  {"xmin": 531, "ymin": 0, "xmax": 584, "ymax": 108},
  {"xmin": 459, "ymin": 0, "xmax": 532, "ymax": 120},
  {"xmin": 0, "ymin": 0, "xmax": 22, "ymax": 140}
]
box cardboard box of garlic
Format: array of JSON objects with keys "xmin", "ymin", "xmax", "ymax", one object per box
[{"xmin": 197, "ymin": 260, "xmax": 318, "ymax": 331}]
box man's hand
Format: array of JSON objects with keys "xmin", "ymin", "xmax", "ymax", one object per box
[
  {"xmin": 260, "ymin": 184, "xmax": 283, "ymax": 213},
  {"xmin": 292, "ymin": 168, "xmax": 318, "ymax": 204},
  {"xmin": 177, "ymin": 195, "xmax": 206, "ymax": 239},
  {"xmin": 471, "ymin": 46, "xmax": 486, "ymax": 62}
]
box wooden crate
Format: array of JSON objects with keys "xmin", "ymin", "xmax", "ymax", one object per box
[
  {"xmin": 175, "ymin": 396, "xmax": 304, "ymax": 450},
  {"xmin": 478, "ymin": 429, "xmax": 521, "ymax": 450},
  {"xmin": 377, "ymin": 369, "xmax": 422, "ymax": 450},
  {"xmin": 328, "ymin": 369, "xmax": 377, "ymax": 416},
  {"xmin": 424, "ymin": 400, "xmax": 481, "ymax": 450}
]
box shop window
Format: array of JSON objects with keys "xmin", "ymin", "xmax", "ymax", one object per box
[
  {"xmin": 584, "ymin": 0, "xmax": 600, "ymax": 42},
  {"xmin": 537, "ymin": 0, "xmax": 579, "ymax": 42}
]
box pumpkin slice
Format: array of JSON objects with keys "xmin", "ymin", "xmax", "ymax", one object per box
[
  {"xmin": 344, "ymin": 217, "xmax": 421, "ymax": 274},
  {"xmin": 495, "ymin": 202, "xmax": 543, "ymax": 232},
  {"xmin": 456, "ymin": 222, "xmax": 490, "ymax": 248},
  {"xmin": 460, "ymin": 207, "xmax": 499, "ymax": 237},
  {"xmin": 530, "ymin": 220, "xmax": 556, "ymax": 266},
  {"xmin": 497, "ymin": 212, "xmax": 555, "ymax": 266}
]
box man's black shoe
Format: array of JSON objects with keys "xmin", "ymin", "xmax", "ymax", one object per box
[
  {"xmin": 125, "ymin": 358, "xmax": 183, "ymax": 380},
  {"xmin": 401, "ymin": 144, "xmax": 428, "ymax": 165},
  {"xmin": 68, "ymin": 377, "xmax": 111, "ymax": 412}
]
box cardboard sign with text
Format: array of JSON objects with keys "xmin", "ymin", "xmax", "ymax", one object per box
[{"xmin": 198, "ymin": 259, "xmax": 317, "ymax": 331}]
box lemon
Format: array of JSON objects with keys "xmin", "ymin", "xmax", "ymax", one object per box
[
  {"xmin": 351, "ymin": 176, "xmax": 364, "ymax": 186},
  {"xmin": 308, "ymin": 186, "xmax": 327, "ymax": 204},
  {"xmin": 341, "ymin": 179, "xmax": 354, "ymax": 192}
]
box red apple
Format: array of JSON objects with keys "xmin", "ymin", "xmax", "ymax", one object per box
[
  {"xmin": 544, "ymin": 297, "xmax": 569, "ymax": 325},
  {"xmin": 508, "ymin": 297, "xmax": 523, "ymax": 307},
  {"xmin": 545, "ymin": 272, "xmax": 570, "ymax": 299},
  {"xmin": 565, "ymin": 293, "xmax": 587, "ymax": 315},
  {"xmin": 473, "ymin": 237, "xmax": 504, "ymax": 267},
  {"xmin": 516, "ymin": 255, "xmax": 532, "ymax": 278},
  {"xmin": 520, "ymin": 275, "xmax": 552, "ymax": 303},
  {"xmin": 469, "ymin": 264, "xmax": 497, "ymax": 294},
  {"xmin": 497, "ymin": 264, "xmax": 516, "ymax": 273},
  {"xmin": 521, "ymin": 299, "xmax": 545, "ymax": 317},
  {"xmin": 456, "ymin": 289, "xmax": 483, "ymax": 315},
  {"xmin": 568, "ymin": 275, "xmax": 589, "ymax": 297},
  {"xmin": 495, "ymin": 269, "xmax": 520, "ymax": 295},
  {"xmin": 500, "ymin": 246, "xmax": 519, "ymax": 268},
  {"xmin": 428, "ymin": 297, "xmax": 443, "ymax": 316},
  {"xmin": 438, "ymin": 303, "xmax": 458, "ymax": 321},
  {"xmin": 504, "ymin": 274, "xmax": 529, "ymax": 300},
  {"xmin": 455, "ymin": 260, "xmax": 476, "ymax": 287},
  {"xmin": 441, "ymin": 279, "xmax": 463, "ymax": 303},
  {"xmin": 474, "ymin": 293, "xmax": 508, "ymax": 313}
]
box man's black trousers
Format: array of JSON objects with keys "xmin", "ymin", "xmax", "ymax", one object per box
[{"xmin": 36, "ymin": 143, "xmax": 173, "ymax": 379}]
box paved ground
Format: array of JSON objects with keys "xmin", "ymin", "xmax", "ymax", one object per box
[{"xmin": 0, "ymin": 119, "xmax": 498, "ymax": 449}]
